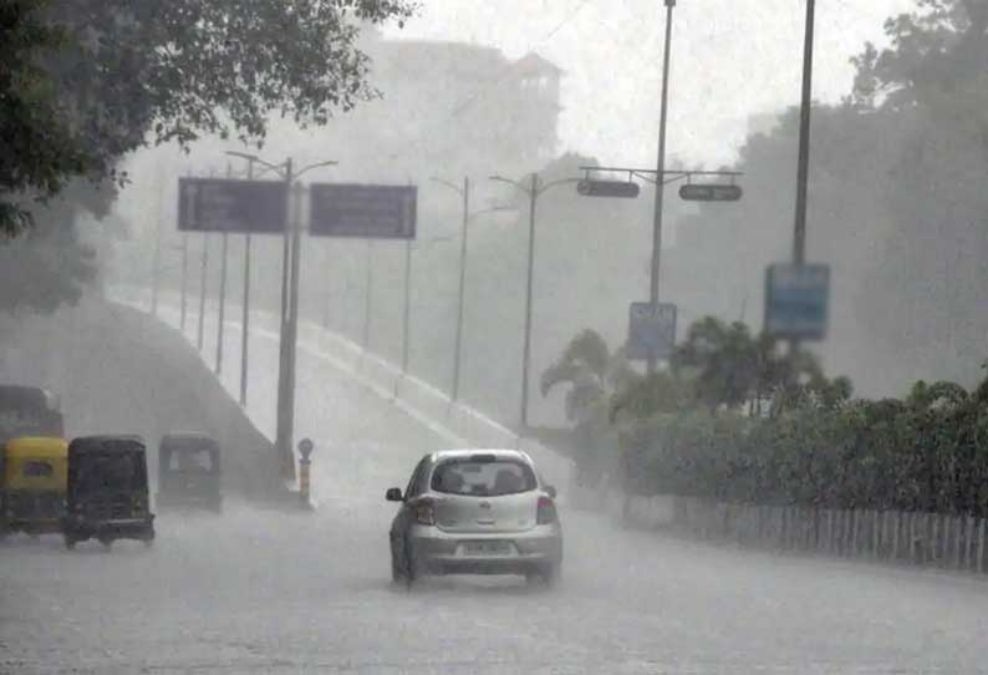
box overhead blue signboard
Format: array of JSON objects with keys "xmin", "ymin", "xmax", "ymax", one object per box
[
  {"xmin": 177, "ymin": 178, "xmax": 287, "ymax": 234},
  {"xmin": 309, "ymin": 184, "xmax": 417, "ymax": 239},
  {"xmin": 764, "ymin": 263, "xmax": 830, "ymax": 340},
  {"xmin": 627, "ymin": 302, "xmax": 677, "ymax": 361}
]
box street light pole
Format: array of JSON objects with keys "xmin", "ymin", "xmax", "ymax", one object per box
[
  {"xmin": 239, "ymin": 158, "xmax": 255, "ymax": 408},
  {"xmin": 223, "ymin": 151, "xmax": 334, "ymax": 478},
  {"xmin": 793, "ymin": 0, "xmax": 816, "ymax": 266},
  {"xmin": 520, "ymin": 173, "xmax": 538, "ymax": 430},
  {"xmin": 280, "ymin": 177, "xmax": 304, "ymax": 480},
  {"xmin": 489, "ymin": 173, "xmax": 580, "ymax": 430},
  {"xmin": 275, "ymin": 158, "xmax": 295, "ymax": 479},
  {"xmin": 452, "ymin": 176, "xmax": 470, "ymax": 403},
  {"xmin": 648, "ymin": 0, "xmax": 676, "ymax": 375},
  {"xmin": 215, "ymin": 164, "xmax": 232, "ymax": 376}
]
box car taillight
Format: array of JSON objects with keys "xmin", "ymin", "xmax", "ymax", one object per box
[
  {"xmin": 413, "ymin": 499, "xmax": 436, "ymax": 526},
  {"xmin": 537, "ymin": 496, "xmax": 557, "ymax": 524}
]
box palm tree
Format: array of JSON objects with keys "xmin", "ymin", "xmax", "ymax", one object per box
[{"xmin": 540, "ymin": 329, "xmax": 634, "ymax": 424}]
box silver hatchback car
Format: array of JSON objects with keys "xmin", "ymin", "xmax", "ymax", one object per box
[{"xmin": 386, "ymin": 449, "xmax": 563, "ymax": 585}]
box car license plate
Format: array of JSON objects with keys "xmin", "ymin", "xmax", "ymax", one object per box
[{"xmin": 463, "ymin": 540, "xmax": 512, "ymax": 556}]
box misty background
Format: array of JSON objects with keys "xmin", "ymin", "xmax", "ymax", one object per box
[{"xmin": 22, "ymin": 0, "xmax": 988, "ymax": 430}]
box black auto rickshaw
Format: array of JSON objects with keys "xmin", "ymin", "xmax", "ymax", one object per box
[
  {"xmin": 63, "ymin": 435, "xmax": 155, "ymax": 549},
  {"xmin": 156, "ymin": 432, "xmax": 222, "ymax": 512}
]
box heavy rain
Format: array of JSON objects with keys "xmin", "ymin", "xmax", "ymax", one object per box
[{"xmin": 1, "ymin": 1, "xmax": 987, "ymax": 672}]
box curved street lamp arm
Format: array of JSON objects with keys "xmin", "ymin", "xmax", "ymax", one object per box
[
  {"xmin": 430, "ymin": 176, "xmax": 464, "ymax": 195},
  {"xmin": 488, "ymin": 174, "xmax": 529, "ymax": 194},
  {"xmin": 295, "ymin": 160, "xmax": 339, "ymax": 180},
  {"xmin": 536, "ymin": 176, "xmax": 582, "ymax": 196},
  {"xmin": 224, "ymin": 151, "xmax": 287, "ymax": 177},
  {"xmin": 469, "ymin": 204, "xmax": 516, "ymax": 220}
]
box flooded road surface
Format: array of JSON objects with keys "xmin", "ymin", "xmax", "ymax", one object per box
[{"xmin": 2, "ymin": 304, "xmax": 986, "ymax": 673}]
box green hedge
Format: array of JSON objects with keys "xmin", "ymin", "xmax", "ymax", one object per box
[{"xmin": 615, "ymin": 393, "xmax": 988, "ymax": 517}]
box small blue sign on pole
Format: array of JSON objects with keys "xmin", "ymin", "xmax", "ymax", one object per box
[
  {"xmin": 627, "ymin": 302, "xmax": 677, "ymax": 361},
  {"xmin": 764, "ymin": 263, "xmax": 830, "ymax": 340}
]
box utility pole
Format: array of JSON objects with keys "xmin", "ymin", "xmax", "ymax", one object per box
[
  {"xmin": 793, "ymin": 0, "xmax": 816, "ymax": 266},
  {"xmin": 490, "ymin": 173, "xmax": 581, "ymax": 430},
  {"xmin": 648, "ymin": 0, "xmax": 677, "ymax": 375}
]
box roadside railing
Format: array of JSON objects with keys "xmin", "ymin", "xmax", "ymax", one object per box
[{"xmin": 619, "ymin": 492, "xmax": 988, "ymax": 575}]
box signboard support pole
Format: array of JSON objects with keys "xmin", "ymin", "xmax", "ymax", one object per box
[
  {"xmin": 451, "ymin": 176, "xmax": 470, "ymax": 404},
  {"xmin": 180, "ymin": 234, "xmax": 188, "ymax": 332},
  {"xmin": 216, "ymin": 231, "xmax": 228, "ymax": 375},
  {"xmin": 151, "ymin": 221, "xmax": 161, "ymax": 318},
  {"xmin": 197, "ymin": 235, "xmax": 209, "ymax": 352},
  {"xmin": 401, "ymin": 239, "xmax": 412, "ymax": 375},
  {"xmin": 362, "ymin": 241, "xmax": 373, "ymax": 352},
  {"xmin": 648, "ymin": 0, "xmax": 676, "ymax": 375}
]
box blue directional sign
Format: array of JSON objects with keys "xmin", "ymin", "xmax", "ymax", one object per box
[
  {"xmin": 309, "ymin": 184, "xmax": 417, "ymax": 239},
  {"xmin": 178, "ymin": 178, "xmax": 287, "ymax": 234},
  {"xmin": 764, "ymin": 263, "xmax": 830, "ymax": 340},
  {"xmin": 627, "ymin": 302, "xmax": 677, "ymax": 361}
]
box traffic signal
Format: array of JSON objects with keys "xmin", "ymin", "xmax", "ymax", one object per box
[{"xmin": 576, "ymin": 179, "xmax": 640, "ymax": 198}]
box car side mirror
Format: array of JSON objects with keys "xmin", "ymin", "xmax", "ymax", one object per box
[
  {"xmin": 385, "ymin": 487, "xmax": 403, "ymax": 502},
  {"xmin": 545, "ymin": 485, "xmax": 557, "ymax": 499}
]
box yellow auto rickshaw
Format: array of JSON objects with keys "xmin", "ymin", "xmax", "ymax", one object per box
[{"xmin": 1, "ymin": 436, "xmax": 69, "ymax": 536}]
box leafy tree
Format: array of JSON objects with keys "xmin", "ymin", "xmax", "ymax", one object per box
[
  {"xmin": 848, "ymin": 0, "xmax": 988, "ymax": 388},
  {"xmin": 0, "ymin": 0, "xmax": 88, "ymax": 233},
  {"xmin": 1, "ymin": 0, "xmax": 415, "ymax": 312},
  {"xmin": 672, "ymin": 317, "xmax": 761, "ymax": 411}
]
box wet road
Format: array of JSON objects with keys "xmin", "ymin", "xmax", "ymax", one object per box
[{"xmin": 2, "ymin": 302, "xmax": 987, "ymax": 673}]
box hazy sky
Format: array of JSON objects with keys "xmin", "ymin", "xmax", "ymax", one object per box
[{"xmin": 382, "ymin": 0, "xmax": 917, "ymax": 168}]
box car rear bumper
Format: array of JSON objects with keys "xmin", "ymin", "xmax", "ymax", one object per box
[{"xmin": 407, "ymin": 523, "xmax": 562, "ymax": 574}]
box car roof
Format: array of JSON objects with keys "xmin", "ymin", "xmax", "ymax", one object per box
[{"xmin": 429, "ymin": 448, "xmax": 534, "ymax": 464}]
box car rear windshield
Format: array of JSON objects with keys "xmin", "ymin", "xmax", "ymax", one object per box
[{"xmin": 431, "ymin": 458, "xmax": 537, "ymax": 497}]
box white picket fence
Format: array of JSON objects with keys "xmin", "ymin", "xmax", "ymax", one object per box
[{"xmin": 620, "ymin": 493, "xmax": 988, "ymax": 574}]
